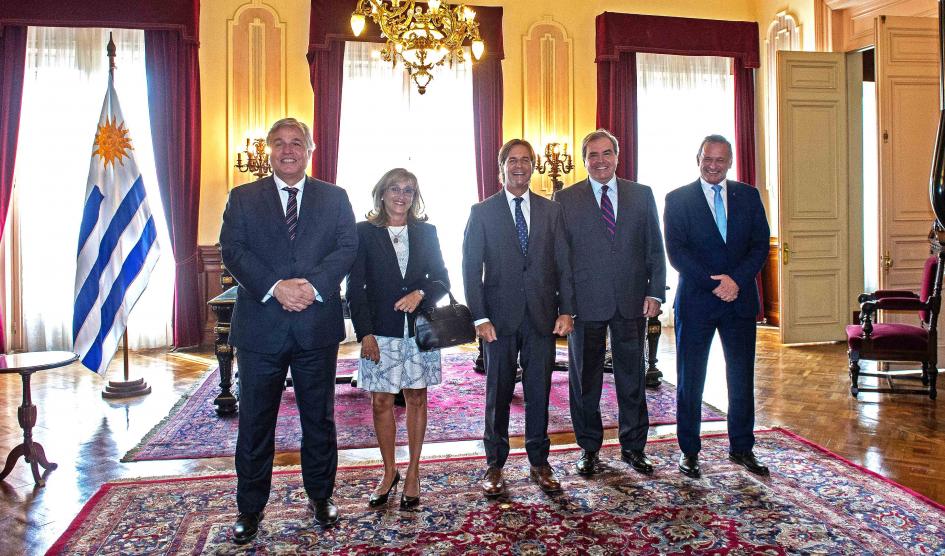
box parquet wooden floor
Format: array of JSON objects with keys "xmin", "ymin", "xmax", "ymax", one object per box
[{"xmin": 0, "ymin": 328, "xmax": 941, "ymax": 554}]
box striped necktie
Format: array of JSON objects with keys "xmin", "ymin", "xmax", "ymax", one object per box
[
  {"xmin": 600, "ymin": 185, "xmax": 616, "ymax": 240},
  {"xmin": 284, "ymin": 186, "xmax": 298, "ymax": 241}
]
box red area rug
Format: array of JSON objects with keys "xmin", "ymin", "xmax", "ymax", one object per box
[
  {"xmin": 54, "ymin": 429, "xmax": 945, "ymax": 554},
  {"xmin": 124, "ymin": 352, "xmax": 724, "ymax": 462}
]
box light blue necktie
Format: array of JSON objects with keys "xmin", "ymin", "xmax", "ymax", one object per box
[
  {"xmin": 514, "ymin": 197, "xmax": 528, "ymax": 255},
  {"xmin": 712, "ymin": 184, "xmax": 727, "ymax": 242}
]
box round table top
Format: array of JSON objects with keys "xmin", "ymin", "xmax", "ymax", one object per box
[{"xmin": 0, "ymin": 351, "xmax": 78, "ymax": 374}]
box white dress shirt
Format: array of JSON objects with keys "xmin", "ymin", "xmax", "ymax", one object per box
[
  {"xmin": 700, "ymin": 177, "xmax": 728, "ymax": 220},
  {"xmin": 505, "ymin": 187, "xmax": 531, "ymax": 231},
  {"xmin": 589, "ymin": 175, "xmax": 619, "ymax": 219}
]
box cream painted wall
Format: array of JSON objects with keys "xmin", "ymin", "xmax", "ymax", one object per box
[
  {"xmin": 199, "ymin": 0, "xmax": 314, "ymax": 244},
  {"xmin": 197, "ymin": 0, "xmax": 759, "ymax": 242}
]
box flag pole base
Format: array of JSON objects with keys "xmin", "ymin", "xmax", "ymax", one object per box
[{"xmin": 102, "ymin": 378, "xmax": 151, "ymax": 399}]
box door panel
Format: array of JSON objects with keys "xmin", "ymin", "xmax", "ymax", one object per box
[
  {"xmin": 777, "ymin": 51, "xmax": 849, "ymax": 343},
  {"xmin": 876, "ymin": 16, "xmax": 939, "ymax": 297}
]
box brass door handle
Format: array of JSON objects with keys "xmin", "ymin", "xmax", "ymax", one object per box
[
  {"xmin": 782, "ymin": 242, "xmax": 790, "ymax": 265},
  {"xmin": 881, "ymin": 251, "xmax": 893, "ymax": 271}
]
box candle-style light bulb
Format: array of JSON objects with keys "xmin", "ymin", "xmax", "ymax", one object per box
[{"xmin": 351, "ymin": 13, "xmax": 366, "ymax": 36}]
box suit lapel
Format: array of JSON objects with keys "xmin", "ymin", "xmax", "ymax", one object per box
[
  {"xmin": 687, "ymin": 180, "xmax": 725, "ymax": 245},
  {"xmin": 527, "ymin": 193, "xmax": 544, "ymax": 259},
  {"xmin": 577, "ymin": 179, "xmax": 610, "ymax": 239},
  {"xmin": 260, "ymin": 177, "xmax": 289, "ymax": 241},
  {"xmin": 375, "ymin": 224, "xmax": 402, "ymax": 277},
  {"xmin": 295, "ymin": 176, "xmax": 319, "ymax": 241},
  {"xmin": 405, "ymin": 223, "xmax": 420, "ymax": 279},
  {"xmin": 489, "ymin": 191, "xmax": 525, "ymax": 261},
  {"xmin": 615, "ymin": 179, "xmax": 633, "ymax": 241}
]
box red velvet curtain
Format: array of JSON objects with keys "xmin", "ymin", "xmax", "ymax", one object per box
[
  {"xmin": 734, "ymin": 64, "xmax": 756, "ymax": 185},
  {"xmin": 595, "ymin": 12, "xmax": 764, "ymax": 319},
  {"xmin": 0, "ymin": 24, "xmax": 27, "ymax": 353},
  {"xmin": 0, "ymin": 0, "xmax": 201, "ymax": 347},
  {"xmin": 145, "ymin": 31, "xmax": 203, "ymax": 348},
  {"xmin": 307, "ymin": 42, "xmax": 345, "ymax": 183},
  {"xmin": 308, "ymin": 1, "xmax": 504, "ymax": 198},
  {"xmin": 596, "ymin": 51, "xmax": 637, "ymax": 181}
]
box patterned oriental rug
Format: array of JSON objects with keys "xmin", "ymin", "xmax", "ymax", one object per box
[
  {"xmin": 124, "ymin": 353, "xmax": 724, "ymax": 462},
  {"xmin": 52, "ymin": 429, "xmax": 945, "ymax": 555}
]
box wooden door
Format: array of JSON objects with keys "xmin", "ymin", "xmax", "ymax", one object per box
[
  {"xmin": 876, "ymin": 16, "xmax": 939, "ymax": 299},
  {"xmin": 777, "ymin": 51, "xmax": 850, "ymax": 344}
]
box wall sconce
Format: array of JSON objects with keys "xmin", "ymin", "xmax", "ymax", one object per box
[
  {"xmin": 535, "ymin": 141, "xmax": 574, "ymax": 193},
  {"xmin": 234, "ymin": 137, "xmax": 271, "ymax": 178}
]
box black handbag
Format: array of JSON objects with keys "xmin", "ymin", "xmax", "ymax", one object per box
[{"xmin": 413, "ymin": 281, "xmax": 476, "ymax": 351}]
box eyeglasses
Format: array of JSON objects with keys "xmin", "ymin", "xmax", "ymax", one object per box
[{"xmin": 388, "ymin": 187, "xmax": 416, "ymax": 198}]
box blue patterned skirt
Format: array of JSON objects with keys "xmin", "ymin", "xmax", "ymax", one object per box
[{"xmin": 358, "ymin": 332, "xmax": 442, "ymax": 393}]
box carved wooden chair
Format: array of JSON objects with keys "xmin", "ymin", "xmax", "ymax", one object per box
[{"xmin": 846, "ymin": 253, "xmax": 943, "ymax": 400}]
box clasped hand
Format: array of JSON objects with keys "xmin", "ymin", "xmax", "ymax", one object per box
[
  {"xmin": 274, "ymin": 278, "xmax": 316, "ymax": 312},
  {"xmin": 711, "ymin": 274, "xmax": 739, "ymax": 302},
  {"xmin": 394, "ymin": 290, "xmax": 424, "ymax": 314}
]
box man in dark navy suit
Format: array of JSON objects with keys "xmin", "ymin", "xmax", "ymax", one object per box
[
  {"xmin": 463, "ymin": 139, "xmax": 575, "ymax": 497},
  {"xmin": 555, "ymin": 129, "xmax": 666, "ymax": 477},
  {"xmin": 663, "ymin": 134, "xmax": 770, "ymax": 479},
  {"xmin": 220, "ymin": 118, "xmax": 357, "ymax": 542}
]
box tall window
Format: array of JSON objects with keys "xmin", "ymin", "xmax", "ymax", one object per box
[
  {"xmin": 8, "ymin": 27, "xmax": 173, "ymax": 351},
  {"xmin": 636, "ymin": 53, "xmax": 736, "ymax": 322},
  {"xmin": 336, "ymin": 41, "xmax": 479, "ymax": 302}
]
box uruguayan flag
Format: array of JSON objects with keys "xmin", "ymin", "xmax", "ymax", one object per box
[{"xmin": 73, "ymin": 72, "xmax": 160, "ymax": 374}]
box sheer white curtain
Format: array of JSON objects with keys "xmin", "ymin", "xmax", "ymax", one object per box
[
  {"xmin": 636, "ymin": 53, "xmax": 737, "ymax": 324},
  {"xmin": 336, "ymin": 41, "xmax": 479, "ymax": 302},
  {"xmin": 10, "ymin": 27, "xmax": 173, "ymax": 351}
]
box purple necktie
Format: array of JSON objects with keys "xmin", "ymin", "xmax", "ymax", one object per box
[
  {"xmin": 600, "ymin": 185, "xmax": 616, "ymax": 240},
  {"xmin": 284, "ymin": 186, "xmax": 298, "ymax": 241}
]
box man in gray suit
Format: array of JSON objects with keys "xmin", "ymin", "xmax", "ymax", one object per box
[
  {"xmin": 555, "ymin": 129, "xmax": 666, "ymax": 476},
  {"xmin": 463, "ymin": 139, "xmax": 575, "ymax": 497}
]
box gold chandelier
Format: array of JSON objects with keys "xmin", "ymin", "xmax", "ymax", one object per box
[{"xmin": 350, "ymin": 0, "xmax": 485, "ymax": 94}]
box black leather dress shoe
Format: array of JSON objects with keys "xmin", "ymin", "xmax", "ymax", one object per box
[
  {"xmin": 678, "ymin": 453, "xmax": 701, "ymax": 478},
  {"xmin": 729, "ymin": 451, "xmax": 770, "ymax": 476},
  {"xmin": 575, "ymin": 450, "xmax": 599, "ymax": 476},
  {"xmin": 621, "ymin": 449, "xmax": 654, "ymax": 474},
  {"xmin": 309, "ymin": 497, "xmax": 339, "ymax": 526},
  {"xmin": 231, "ymin": 511, "xmax": 262, "ymax": 544}
]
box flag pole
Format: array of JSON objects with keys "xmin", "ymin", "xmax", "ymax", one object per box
[{"xmin": 99, "ymin": 32, "xmax": 150, "ymax": 400}]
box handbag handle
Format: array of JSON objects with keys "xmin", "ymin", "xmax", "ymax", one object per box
[{"xmin": 428, "ymin": 279, "xmax": 460, "ymax": 306}]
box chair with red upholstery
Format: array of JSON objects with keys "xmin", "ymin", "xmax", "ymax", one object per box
[{"xmin": 846, "ymin": 253, "xmax": 943, "ymax": 400}]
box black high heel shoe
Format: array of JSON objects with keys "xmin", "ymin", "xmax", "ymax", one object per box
[
  {"xmin": 399, "ymin": 476, "xmax": 421, "ymax": 510},
  {"xmin": 368, "ymin": 471, "xmax": 400, "ymax": 508}
]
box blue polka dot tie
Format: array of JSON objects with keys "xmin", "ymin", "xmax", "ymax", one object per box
[{"xmin": 514, "ymin": 197, "xmax": 528, "ymax": 255}]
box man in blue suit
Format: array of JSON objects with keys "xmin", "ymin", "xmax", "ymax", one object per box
[
  {"xmin": 663, "ymin": 134, "xmax": 770, "ymax": 479},
  {"xmin": 220, "ymin": 118, "xmax": 358, "ymax": 542}
]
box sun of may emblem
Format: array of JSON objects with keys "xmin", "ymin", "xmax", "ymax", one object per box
[{"xmin": 94, "ymin": 117, "xmax": 133, "ymax": 167}]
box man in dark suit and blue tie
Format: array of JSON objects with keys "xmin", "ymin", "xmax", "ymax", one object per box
[
  {"xmin": 555, "ymin": 129, "xmax": 666, "ymax": 477},
  {"xmin": 220, "ymin": 118, "xmax": 358, "ymax": 542},
  {"xmin": 663, "ymin": 134, "xmax": 770, "ymax": 479},
  {"xmin": 463, "ymin": 139, "xmax": 575, "ymax": 497}
]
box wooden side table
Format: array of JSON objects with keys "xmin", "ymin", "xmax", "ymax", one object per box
[
  {"xmin": 208, "ymin": 286, "xmax": 238, "ymax": 416},
  {"xmin": 0, "ymin": 351, "xmax": 78, "ymax": 487}
]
